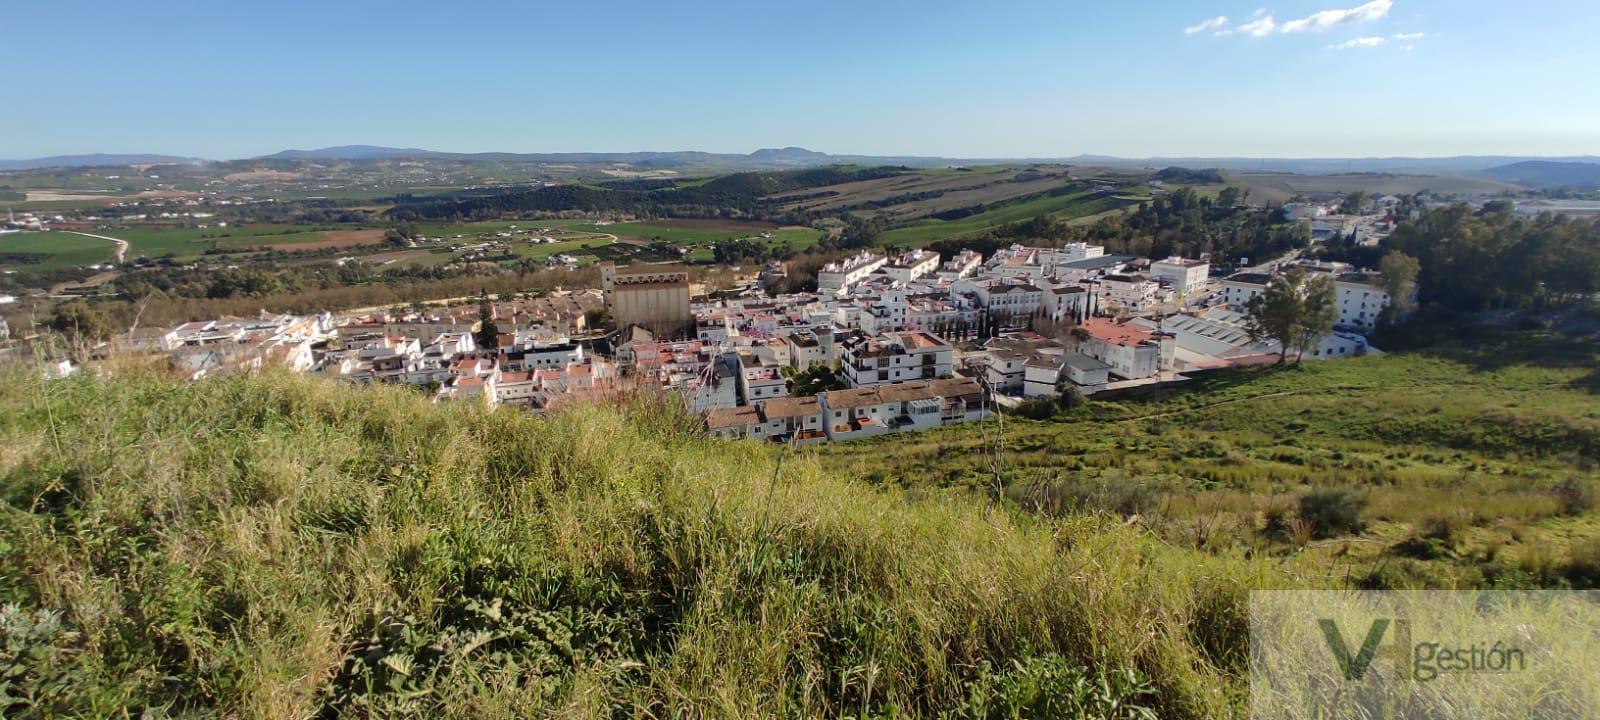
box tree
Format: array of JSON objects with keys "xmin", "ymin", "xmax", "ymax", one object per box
[
  {"xmin": 1339, "ymin": 191, "xmax": 1368, "ymax": 216},
  {"xmin": 49, "ymin": 300, "xmax": 114, "ymax": 342},
  {"xmin": 1376, "ymin": 251, "xmax": 1420, "ymax": 324},
  {"xmin": 474, "ymin": 296, "xmax": 500, "ymax": 350},
  {"xmin": 787, "ymin": 364, "xmax": 847, "ymax": 396},
  {"xmin": 1292, "ymin": 274, "xmax": 1338, "ymax": 364},
  {"xmin": 1244, "ymin": 267, "xmax": 1337, "ymax": 364},
  {"xmin": 1057, "ymin": 381, "xmax": 1088, "ymax": 410},
  {"xmin": 1217, "ymin": 186, "xmax": 1242, "ymax": 210}
]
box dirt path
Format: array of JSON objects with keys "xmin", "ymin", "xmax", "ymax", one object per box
[{"xmin": 61, "ymin": 230, "xmax": 129, "ymax": 264}]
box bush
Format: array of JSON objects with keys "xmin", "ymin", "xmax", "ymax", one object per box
[
  {"xmin": 1561, "ymin": 540, "xmax": 1600, "ymax": 589},
  {"xmin": 1012, "ymin": 397, "xmax": 1058, "ymax": 420},
  {"xmin": 1298, "ymin": 487, "xmax": 1367, "ymax": 539},
  {"xmin": 1555, "ymin": 478, "xmax": 1597, "ymax": 517}
]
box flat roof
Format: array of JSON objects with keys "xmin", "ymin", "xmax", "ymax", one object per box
[
  {"xmin": 1062, "ymin": 352, "xmax": 1113, "ymax": 372},
  {"xmin": 1060, "ymin": 254, "xmax": 1135, "ymax": 270}
]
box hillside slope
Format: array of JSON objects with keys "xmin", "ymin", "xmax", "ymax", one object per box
[
  {"xmin": 0, "ymin": 367, "xmax": 1264, "ymax": 718},
  {"xmin": 1481, "ymin": 160, "xmax": 1600, "ymax": 189}
]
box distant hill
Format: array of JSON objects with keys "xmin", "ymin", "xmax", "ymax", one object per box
[
  {"xmin": 261, "ymin": 145, "xmax": 438, "ymax": 161},
  {"xmin": 253, "ymin": 145, "xmax": 934, "ymax": 170},
  {"xmin": 747, "ymin": 146, "xmax": 834, "ymax": 165},
  {"xmin": 0, "ymin": 154, "xmax": 205, "ymax": 171},
  {"xmin": 1480, "ymin": 160, "xmax": 1600, "ymax": 189}
]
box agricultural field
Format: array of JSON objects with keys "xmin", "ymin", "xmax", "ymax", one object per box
[
  {"xmin": 771, "ymin": 165, "xmax": 1084, "ymax": 225},
  {"xmin": 817, "ymin": 329, "xmax": 1600, "ymax": 589},
  {"xmin": 875, "ymin": 189, "xmax": 1136, "ymax": 247},
  {"xmin": 90, "ymin": 224, "xmax": 373, "ymax": 260},
  {"xmin": 1228, "ymin": 171, "xmax": 1524, "ymax": 204},
  {"xmin": 0, "ymin": 231, "xmax": 118, "ymax": 270}
]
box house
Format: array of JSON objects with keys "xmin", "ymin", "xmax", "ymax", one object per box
[
  {"xmin": 1023, "ymin": 356, "xmax": 1064, "ymax": 398},
  {"xmin": 755, "ymin": 396, "xmax": 825, "ymax": 444},
  {"xmin": 1071, "ymin": 317, "xmax": 1174, "ymax": 381},
  {"xmin": 785, "ymin": 328, "xmax": 837, "ymax": 371},
  {"xmin": 491, "ymin": 371, "xmax": 538, "ymax": 407},
  {"xmin": 734, "ymin": 349, "xmax": 789, "ymax": 403},
  {"xmin": 818, "ymin": 387, "xmax": 898, "ymax": 441},
  {"xmin": 839, "ymin": 331, "xmax": 954, "ymax": 387},
  {"xmin": 705, "ymin": 405, "xmax": 762, "ymax": 440},
  {"xmin": 816, "ymin": 377, "xmax": 985, "ymax": 442},
  {"xmin": 1061, "ymin": 352, "xmax": 1113, "ymax": 388}
]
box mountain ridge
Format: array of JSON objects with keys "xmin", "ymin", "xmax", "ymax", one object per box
[{"xmin": 6, "ymin": 146, "xmax": 1600, "ymax": 178}]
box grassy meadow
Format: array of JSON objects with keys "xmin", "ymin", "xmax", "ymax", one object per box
[
  {"xmin": 817, "ymin": 330, "xmax": 1600, "ymax": 590},
  {"xmin": 0, "ymin": 329, "xmax": 1595, "ymax": 716},
  {"xmin": 1, "ymin": 365, "xmax": 1266, "ymax": 718},
  {"xmin": 0, "ymin": 231, "xmax": 118, "ymax": 270}
]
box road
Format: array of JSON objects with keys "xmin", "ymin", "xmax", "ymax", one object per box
[{"xmin": 62, "ymin": 230, "xmax": 129, "ymax": 264}]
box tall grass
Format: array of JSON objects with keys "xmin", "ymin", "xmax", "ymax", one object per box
[{"xmin": 0, "ymin": 367, "xmax": 1274, "ymax": 718}]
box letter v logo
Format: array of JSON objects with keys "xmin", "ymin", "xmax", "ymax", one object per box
[{"xmin": 1318, "ymin": 618, "xmax": 1390, "ymax": 680}]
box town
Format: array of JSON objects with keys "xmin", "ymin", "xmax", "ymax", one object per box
[
  {"xmin": 15, "ymin": 194, "xmax": 1415, "ymax": 447},
  {"xmin": 7, "ymin": 1, "xmax": 1600, "ymax": 717}
]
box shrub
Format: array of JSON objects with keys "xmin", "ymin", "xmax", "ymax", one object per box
[
  {"xmin": 1058, "ymin": 383, "xmax": 1089, "ymax": 410},
  {"xmin": 1012, "ymin": 398, "xmax": 1058, "ymax": 420},
  {"xmin": 1554, "ymin": 478, "xmax": 1597, "ymax": 517},
  {"xmin": 1561, "ymin": 540, "xmax": 1600, "ymax": 589},
  {"xmin": 1298, "ymin": 487, "xmax": 1367, "ymax": 539}
]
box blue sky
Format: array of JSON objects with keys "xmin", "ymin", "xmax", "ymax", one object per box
[{"xmin": 3, "ymin": 0, "xmax": 1597, "ymax": 159}]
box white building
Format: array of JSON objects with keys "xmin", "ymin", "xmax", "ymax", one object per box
[
  {"xmin": 838, "ymin": 331, "xmax": 954, "ymax": 387},
  {"xmin": 1071, "ymin": 317, "xmax": 1175, "ymax": 381},
  {"xmin": 1097, "ymin": 274, "xmax": 1160, "ymax": 312},
  {"xmin": 1332, "ymin": 273, "xmax": 1398, "ymax": 332},
  {"xmin": 1220, "ymin": 273, "xmax": 1274, "ymax": 310},
  {"xmin": 818, "ymin": 251, "xmax": 887, "ymax": 295},
  {"xmin": 881, "ymin": 249, "xmax": 941, "ymax": 283},
  {"xmin": 1148, "ymin": 256, "xmax": 1210, "ymax": 298},
  {"xmin": 938, "ymin": 250, "xmax": 983, "ymax": 279}
]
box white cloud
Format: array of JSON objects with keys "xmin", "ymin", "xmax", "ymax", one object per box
[
  {"xmin": 1281, "ymin": 0, "xmax": 1393, "ymax": 33},
  {"xmin": 1333, "ymin": 35, "xmax": 1387, "ymax": 49},
  {"xmin": 1184, "ymin": 15, "xmax": 1230, "ymax": 34},
  {"xmin": 1392, "ymin": 32, "xmax": 1425, "ymax": 40},
  {"xmin": 1233, "ymin": 15, "xmax": 1279, "ymax": 37},
  {"xmin": 1210, "ymin": 1, "xmax": 1395, "ymax": 38}
]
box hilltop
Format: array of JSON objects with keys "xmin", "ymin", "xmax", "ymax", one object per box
[
  {"xmin": 0, "ymin": 329, "xmax": 1596, "ymax": 717},
  {"xmin": 0, "ymin": 364, "xmax": 1259, "ymax": 718}
]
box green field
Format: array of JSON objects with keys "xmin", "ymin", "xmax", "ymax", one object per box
[
  {"xmin": 818, "ymin": 329, "xmax": 1600, "ymax": 589},
  {"xmin": 597, "ymin": 221, "xmax": 823, "ymax": 250},
  {"xmin": 0, "ymin": 231, "xmax": 117, "ymax": 269},
  {"xmin": 875, "ymin": 190, "xmax": 1132, "ymax": 247},
  {"xmin": 101, "ymin": 224, "xmax": 348, "ymax": 259}
]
